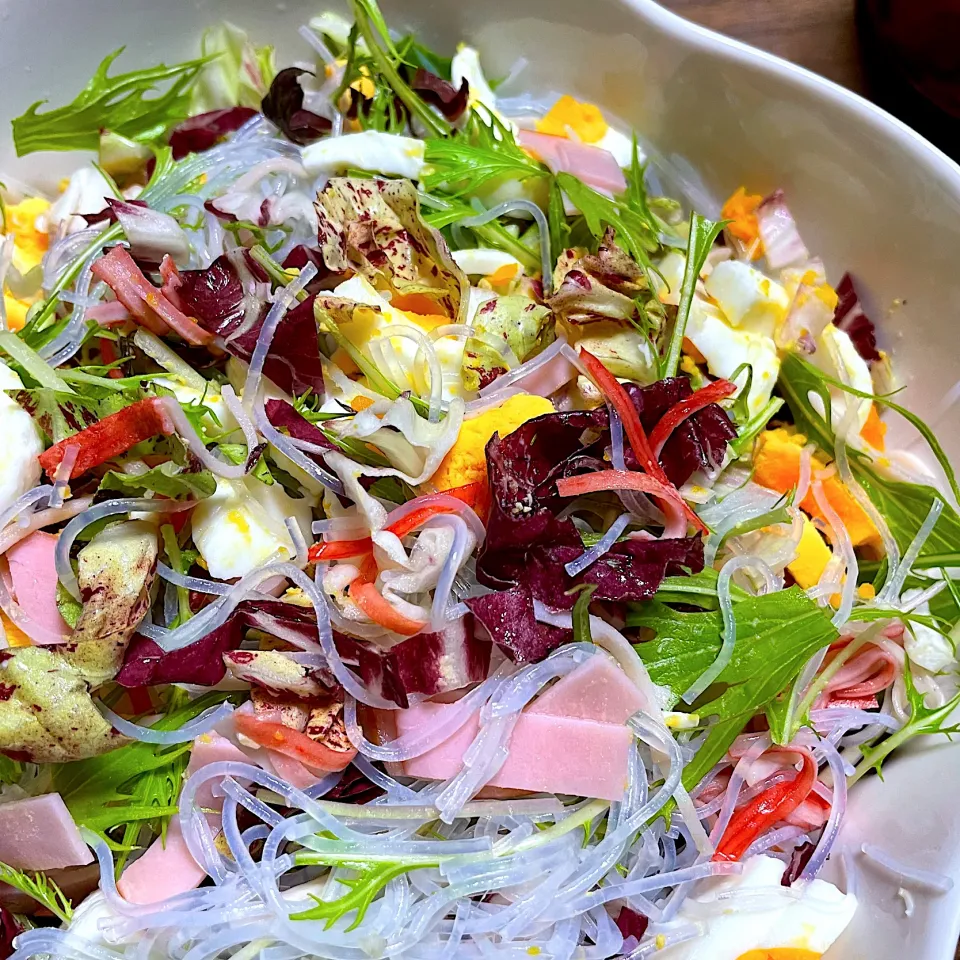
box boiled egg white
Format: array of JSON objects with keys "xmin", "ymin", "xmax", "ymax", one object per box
[
  {"xmin": 0, "ymin": 360, "xmax": 43, "ymax": 515},
  {"xmin": 704, "ymin": 260, "xmax": 790, "ymax": 337},
  {"xmin": 654, "ymin": 854, "xmax": 857, "ymax": 960},
  {"xmin": 685, "ymin": 300, "xmax": 780, "ymax": 418},
  {"xmin": 38, "ymin": 166, "xmax": 113, "ymax": 236},
  {"xmin": 156, "ymin": 376, "xmax": 238, "ymax": 437},
  {"xmin": 450, "ymin": 45, "xmax": 500, "ymax": 118},
  {"xmin": 190, "ymin": 476, "xmax": 314, "ymax": 580},
  {"xmin": 451, "ymin": 248, "xmax": 523, "ymax": 278},
  {"xmin": 302, "ymin": 130, "xmax": 425, "ymax": 180},
  {"xmin": 331, "ymin": 274, "xmax": 468, "ymax": 401}
]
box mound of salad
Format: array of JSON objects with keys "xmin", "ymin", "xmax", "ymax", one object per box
[{"xmin": 0, "ymin": 2, "xmax": 957, "ymax": 958}]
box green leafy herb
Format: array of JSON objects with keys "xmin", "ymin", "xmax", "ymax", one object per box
[
  {"xmin": 662, "ymin": 213, "xmax": 725, "ymax": 378},
  {"xmin": 291, "ymin": 859, "xmax": 436, "ymax": 929},
  {"xmin": 729, "ymin": 397, "xmax": 785, "ymax": 457},
  {"xmin": 571, "ymin": 584, "xmax": 598, "ymax": 645},
  {"xmin": 368, "ymin": 476, "xmax": 417, "ymax": 504},
  {"xmin": 347, "ymin": 0, "xmax": 450, "ymax": 138},
  {"xmin": 629, "ymin": 586, "xmax": 839, "ymax": 782},
  {"xmin": 423, "ymin": 109, "xmax": 549, "ymax": 197},
  {"xmin": 555, "ymin": 172, "xmax": 661, "ymax": 281},
  {"xmin": 13, "ymin": 49, "xmax": 211, "ymax": 156},
  {"xmin": 0, "ymin": 332, "xmax": 76, "ymax": 394},
  {"xmin": 850, "ymin": 658, "xmax": 960, "ymax": 785},
  {"xmin": 779, "ymin": 353, "xmax": 960, "ymax": 568},
  {"xmin": 0, "ymin": 755, "xmax": 23, "ymax": 787},
  {"xmin": 99, "ymin": 462, "xmax": 216, "ymax": 501},
  {"xmin": 548, "ymin": 177, "xmax": 572, "ymax": 264},
  {"xmin": 0, "ymin": 862, "xmax": 73, "ymax": 923},
  {"xmin": 53, "ymin": 691, "xmax": 237, "ymax": 840}
]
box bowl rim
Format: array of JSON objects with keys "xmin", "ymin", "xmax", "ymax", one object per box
[{"xmin": 632, "ymin": 0, "xmax": 960, "ymax": 191}]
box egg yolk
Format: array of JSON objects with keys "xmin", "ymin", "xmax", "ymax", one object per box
[
  {"xmin": 3, "ymin": 196, "xmax": 51, "ymax": 331},
  {"xmin": 721, "ymin": 187, "xmax": 763, "ymax": 254},
  {"xmin": 737, "ymin": 951, "xmax": 821, "ymax": 960},
  {"xmin": 536, "ymin": 95, "xmax": 609, "ymax": 144}
]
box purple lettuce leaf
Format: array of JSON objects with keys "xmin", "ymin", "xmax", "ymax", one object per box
[
  {"xmin": 409, "ymin": 69, "xmax": 470, "ymax": 120},
  {"xmin": 176, "ymin": 255, "xmax": 246, "ymax": 337},
  {"xmin": 261, "ymin": 68, "xmax": 332, "ymax": 145},
  {"xmin": 622, "ymin": 378, "xmax": 736, "ymax": 487},
  {"xmin": 466, "ymin": 586, "xmax": 571, "ymax": 663},
  {"xmin": 0, "ymin": 906, "xmax": 20, "ymax": 960},
  {"xmin": 116, "ymin": 618, "xmax": 244, "ymax": 687},
  {"xmin": 264, "ymin": 399, "xmax": 338, "ymax": 453},
  {"xmin": 169, "ymin": 107, "xmax": 259, "ymax": 160},
  {"xmin": 353, "ymin": 615, "xmax": 491, "ymax": 708},
  {"xmin": 833, "ymin": 272, "xmax": 880, "ymax": 364}
]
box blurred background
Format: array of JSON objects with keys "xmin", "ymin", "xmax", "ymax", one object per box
[{"xmin": 661, "ymin": 0, "xmax": 960, "ymax": 159}]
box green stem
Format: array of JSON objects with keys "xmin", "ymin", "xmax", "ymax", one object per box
[
  {"xmin": 348, "ymin": 0, "xmax": 449, "ymax": 138},
  {"xmin": 473, "ymin": 222, "xmax": 540, "ymax": 272},
  {"xmin": 501, "ymin": 800, "xmax": 609, "ymax": 855}
]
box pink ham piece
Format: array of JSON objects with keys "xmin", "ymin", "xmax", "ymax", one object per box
[
  {"xmin": 518, "ymin": 130, "xmax": 627, "ymax": 195},
  {"xmin": 92, "ymin": 246, "xmax": 213, "ymax": 345},
  {"xmin": 0, "ymin": 794, "xmax": 93, "ymax": 871},
  {"xmin": 117, "ymin": 732, "xmax": 249, "ymax": 905},
  {"xmin": 5, "ymin": 532, "xmax": 70, "ymax": 645},
  {"xmin": 395, "ymin": 655, "xmax": 647, "ymax": 802}
]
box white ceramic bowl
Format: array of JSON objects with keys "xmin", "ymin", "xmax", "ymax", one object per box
[{"xmin": 1, "ymin": 1, "xmax": 959, "ymax": 956}]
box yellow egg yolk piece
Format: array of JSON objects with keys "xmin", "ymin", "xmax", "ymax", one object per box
[
  {"xmin": 536, "ymin": 95, "xmax": 609, "ymax": 144},
  {"xmin": 787, "ymin": 518, "xmax": 833, "ymax": 590},
  {"xmin": 431, "ymin": 393, "xmax": 556, "ymax": 496},
  {"xmin": 737, "ymin": 951, "xmax": 822, "ymax": 960},
  {"xmin": 3, "ymin": 196, "xmax": 51, "ymax": 331},
  {"xmin": 721, "ymin": 187, "xmax": 763, "ymax": 256},
  {"xmin": 860, "ymin": 403, "xmax": 887, "ymax": 451},
  {"xmin": 752, "ymin": 428, "xmax": 881, "ymax": 551}
]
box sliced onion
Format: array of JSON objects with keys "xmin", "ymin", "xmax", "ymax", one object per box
[
  {"xmin": 0, "ymin": 485, "xmax": 53, "ymax": 536},
  {"xmin": 96, "ymin": 700, "xmax": 235, "ymax": 744},
  {"xmin": 565, "ymin": 513, "xmax": 630, "ymax": 577},
  {"xmin": 56, "ymin": 497, "xmax": 193, "ymax": 599},
  {"xmin": 221, "ymin": 384, "xmax": 259, "ymax": 456},
  {"xmin": 375, "ymin": 324, "xmax": 445, "ymax": 422},
  {"xmin": 284, "ymin": 516, "xmax": 309, "ymax": 568},
  {"xmin": 757, "ymin": 191, "xmax": 809, "ymax": 270}
]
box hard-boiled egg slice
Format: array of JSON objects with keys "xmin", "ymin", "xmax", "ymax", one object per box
[
  {"xmin": 704, "ymin": 260, "xmax": 790, "ymax": 337},
  {"xmin": 0, "ymin": 360, "xmax": 43, "ymax": 514},
  {"xmin": 535, "ymin": 95, "xmax": 638, "ymax": 168},
  {"xmin": 451, "ymin": 45, "xmax": 500, "ymax": 118},
  {"xmin": 654, "ymin": 854, "xmax": 857, "ymax": 960},
  {"xmin": 809, "ymin": 324, "xmax": 874, "ymax": 436},
  {"xmin": 686, "ymin": 300, "xmax": 780, "ymax": 417},
  {"xmin": 451, "ymin": 248, "xmax": 523, "ymax": 278},
  {"xmin": 3, "ymin": 196, "xmax": 51, "ymax": 330},
  {"xmin": 38, "ymin": 166, "xmax": 113, "ymax": 236},
  {"xmin": 593, "ymin": 125, "xmax": 636, "ymax": 168},
  {"xmin": 190, "ymin": 476, "xmax": 314, "ymax": 580},
  {"xmin": 302, "ymin": 130, "xmax": 425, "ymax": 180},
  {"xmin": 332, "ymin": 274, "xmax": 468, "ymax": 401}
]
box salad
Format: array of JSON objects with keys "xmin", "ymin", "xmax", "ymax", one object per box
[{"xmin": 0, "ymin": 3, "xmax": 957, "ymax": 958}]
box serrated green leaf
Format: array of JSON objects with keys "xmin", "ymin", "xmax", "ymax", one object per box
[
  {"xmin": 0, "ymin": 862, "xmax": 73, "ymax": 923},
  {"xmin": 13, "ymin": 49, "xmax": 211, "ymax": 156},
  {"xmin": 98, "ymin": 462, "xmax": 216, "ymax": 500}
]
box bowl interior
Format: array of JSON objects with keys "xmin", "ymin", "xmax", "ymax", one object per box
[{"xmin": 1, "ymin": 0, "xmax": 959, "ymax": 956}]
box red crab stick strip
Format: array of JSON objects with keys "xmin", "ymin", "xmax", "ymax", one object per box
[
  {"xmin": 648, "ymin": 378, "xmax": 737, "ymax": 456},
  {"xmin": 38, "ymin": 396, "xmax": 176, "ymax": 480},
  {"xmin": 92, "ymin": 246, "xmax": 213, "ymax": 345},
  {"xmin": 577, "ymin": 349, "xmax": 707, "ymax": 534}
]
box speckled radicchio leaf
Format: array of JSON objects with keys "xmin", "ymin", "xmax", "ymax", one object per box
[
  {"xmin": 833, "ymin": 272, "xmax": 880, "ymax": 363},
  {"xmin": 261, "ymin": 67, "xmax": 331, "ymax": 145},
  {"xmin": 315, "ymin": 177, "xmax": 468, "ymax": 321},
  {"xmin": 347, "ymin": 615, "xmax": 491, "ymax": 707},
  {"xmin": 168, "ymin": 107, "xmax": 259, "ymax": 160},
  {"xmin": 177, "ymin": 256, "xmax": 326, "ymax": 395},
  {"xmin": 116, "ymin": 599, "xmax": 332, "ymax": 688},
  {"xmin": 409, "ymin": 69, "xmax": 470, "ymax": 120}
]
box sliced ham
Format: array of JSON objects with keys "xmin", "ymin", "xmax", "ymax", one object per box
[
  {"xmin": 6, "ymin": 532, "xmax": 70, "ymax": 645},
  {"xmin": 92, "ymin": 246, "xmax": 213, "ymax": 345},
  {"xmin": 518, "ymin": 130, "xmax": 627, "ymax": 195},
  {"xmin": 118, "ymin": 732, "xmax": 250, "ymax": 904},
  {"xmin": 0, "ymin": 794, "xmax": 92, "ymax": 871},
  {"xmin": 398, "ymin": 705, "xmax": 633, "ymax": 801},
  {"xmin": 527, "ymin": 654, "xmax": 646, "ymax": 723}
]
